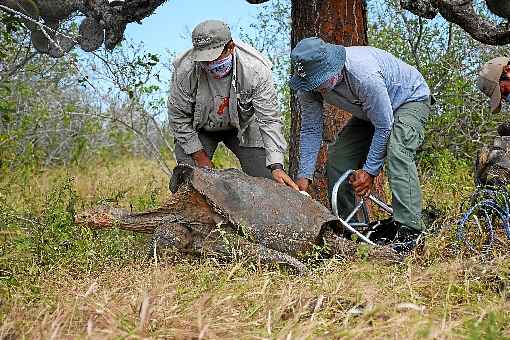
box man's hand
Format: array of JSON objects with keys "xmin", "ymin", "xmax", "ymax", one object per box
[
  {"xmin": 349, "ymin": 169, "xmax": 374, "ymax": 197},
  {"xmin": 191, "ymin": 149, "xmax": 213, "ymax": 168},
  {"xmin": 296, "ymin": 177, "xmax": 310, "ymax": 192},
  {"xmin": 272, "ymin": 169, "xmax": 299, "ymax": 190}
]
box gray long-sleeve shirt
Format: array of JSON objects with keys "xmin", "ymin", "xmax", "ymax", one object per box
[
  {"xmin": 297, "ymin": 46, "xmax": 431, "ymax": 179},
  {"xmin": 168, "ymin": 40, "xmax": 287, "ymax": 167}
]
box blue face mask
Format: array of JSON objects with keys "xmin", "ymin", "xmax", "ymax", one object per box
[
  {"xmin": 506, "ymin": 94, "xmax": 510, "ymax": 102},
  {"xmin": 316, "ymin": 72, "xmax": 342, "ymax": 95},
  {"xmin": 202, "ymin": 54, "xmax": 233, "ymax": 79}
]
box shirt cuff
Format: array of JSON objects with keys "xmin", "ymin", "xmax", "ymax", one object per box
[
  {"xmin": 297, "ymin": 169, "xmax": 314, "ymax": 180},
  {"xmin": 362, "ymin": 163, "xmax": 382, "ymax": 177},
  {"xmin": 268, "ymin": 163, "xmax": 284, "ymax": 171},
  {"xmin": 265, "ymin": 150, "xmax": 284, "ymax": 168}
]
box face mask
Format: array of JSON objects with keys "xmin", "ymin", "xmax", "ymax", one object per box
[
  {"xmin": 316, "ymin": 72, "xmax": 342, "ymax": 95},
  {"xmin": 202, "ymin": 54, "xmax": 233, "ymax": 79},
  {"xmin": 506, "ymin": 94, "xmax": 510, "ymax": 102}
]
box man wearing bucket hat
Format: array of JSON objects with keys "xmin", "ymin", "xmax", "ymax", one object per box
[
  {"xmin": 290, "ymin": 37, "xmax": 432, "ymax": 252},
  {"xmin": 168, "ymin": 20, "xmax": 297, "ymax": 190},
  {"xmin": 477, "ymin": 57, "xmax": 510, "ymax": 113}
]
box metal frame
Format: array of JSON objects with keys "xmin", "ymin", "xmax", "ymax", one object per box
[{"xmin": 331, "ymin": 170, "xmax": 393, "ymax": 246}]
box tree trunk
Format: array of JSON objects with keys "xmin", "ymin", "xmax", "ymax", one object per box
[{"xmin": 289, "ymin": 0, "xmax": 388, "ymax": 209}]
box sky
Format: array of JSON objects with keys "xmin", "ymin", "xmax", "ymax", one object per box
[{"xmin": 124, "ymin": 0, "xmax": 263, "ymax": 58}]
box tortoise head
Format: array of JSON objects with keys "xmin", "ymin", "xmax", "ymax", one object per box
[
  {"xmin": 169, "ymin": 164, "xmax": 195, "ymax": 193},
  {"xmin": 497, "ymin": 123, "xmax": 510, "ymax": 137},
  {"xmin": 476, "ymin": 146, "xmax": 510, "ymax": 186},
  {"xmin": 75, "ymin": 206, "xmax": 129, "ymax": 229}
]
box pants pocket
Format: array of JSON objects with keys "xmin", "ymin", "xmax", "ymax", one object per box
[{"xmin": 391, "ymin": 113, "xmax": 425, "ymax": 161}]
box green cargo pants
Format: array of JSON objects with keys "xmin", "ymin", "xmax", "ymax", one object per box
[{"xmin": 327, "ymin": 99, "xmax": 430, "ymax": 231}]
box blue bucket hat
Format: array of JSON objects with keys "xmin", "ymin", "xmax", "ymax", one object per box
[{"xmin": 289, "ymin": 37, "xmax": 346, "ymax": 92}]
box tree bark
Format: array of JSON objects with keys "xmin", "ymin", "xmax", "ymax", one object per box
[{"xmin": 289, "ymin": 0, "xmax": 387, "ymax": 208}]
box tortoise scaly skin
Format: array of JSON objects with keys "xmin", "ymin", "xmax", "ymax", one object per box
[{"xmin": 76, "ymin": 165, "xmax": 400, "ymax": 272}]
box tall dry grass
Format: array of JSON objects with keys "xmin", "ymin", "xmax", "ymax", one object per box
[
  {"xmin": 1, "ymin": 156, "xmax": 509, "ymax": 339},
  {"xmin": 2, "ymin": 254, "xmax": 509, "ymax": 339}
]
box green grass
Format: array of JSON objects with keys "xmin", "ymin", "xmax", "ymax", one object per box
[{"xmin": 0, "ymin": 153, "xmax": 509, "ymax": 339}]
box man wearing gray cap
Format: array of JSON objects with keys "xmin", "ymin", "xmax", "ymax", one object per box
[
  {"xmin": 168, "ymin": 20, "xmax": 297, "ymax": 190},
  {"xmin": 290, "ymin": 37, "xmax": 432, "ymax": 253},
  {"xmin": 477, "ymin": 57, "xmax": 510, "ymax": 113}
]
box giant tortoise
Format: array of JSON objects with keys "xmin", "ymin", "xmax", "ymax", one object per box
[
  {"xmin": 475, "ymin": 123, "xmax": 510, "ymax": 186},
  {"xmin": 76, "ymin": 165, "xmax": 399, "ymax": 272}
]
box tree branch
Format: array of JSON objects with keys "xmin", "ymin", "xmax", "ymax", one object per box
[
  {"xmin": 82, "ymin": 0, "xmax": 168, "ymax": 49},
  {"xmin": 1, "ymin": 1, "xmax": 169, "ymax": 54},
  {"xmin": 3, "ymin": 51, "xmax": 37, "ymax": 79},
  {"xmin": 401, "ymin": 0, "xmax": 510, "ymax": 45},
  {"xmin": 400, "ymin": 0, "xmax": 438, "ymax": 19}
]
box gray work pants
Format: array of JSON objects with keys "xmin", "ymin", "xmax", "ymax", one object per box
[{"xmin": 174, "ymin": 129, "xmax": 272, "ymax": 179}]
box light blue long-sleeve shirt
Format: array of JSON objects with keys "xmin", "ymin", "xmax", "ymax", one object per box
[{"xmin": 297, "ymin": 46, "xmax": 431, "ymax": 179}]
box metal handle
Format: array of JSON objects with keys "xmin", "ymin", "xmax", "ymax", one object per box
[
  {"xmin": 330, "ymin": 170, "xmax": 394, "ymax": 246},
  {"xmin": 367, "ymin": 194, "xmax": 393, "ymax": 214}
]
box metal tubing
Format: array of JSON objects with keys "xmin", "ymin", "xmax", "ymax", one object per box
[
  {"xmin": 338, "ymin": 217, "xmax": 377, "ymax": 246},
  {"xmin": 331, "ymin": 169, "xmax": 354, "ymax": 218},
  {"xmin": 331, "ymin": 169, "xmax": 392, "ymax": 246},
  {"xmin": 361, "ymin": 198, "xmax": 370, "ymax": 224},
  {"xmin": 345, "ymin": 200, "xmax": 364, "ymax": 223},
  {"xmin": 350, "ymin": 222, "xmax": 369, "ymax": 228},
  {"xmin": 331, "ymin": 169, "xmax": 376, "ymax": 245},
  {"xmin": 368, "ymin": 194, "xmax": 393, "ymax": 214}
]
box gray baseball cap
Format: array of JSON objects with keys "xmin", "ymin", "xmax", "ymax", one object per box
[{"xmin": 190, "ymin": 20, "xmax": 232, "ymax": 62}]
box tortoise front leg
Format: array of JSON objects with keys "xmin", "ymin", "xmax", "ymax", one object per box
[
  {"xmin": 149, "ymin": 223, "xmax": 192, "ymax": 258},
  {"xmin": 191, "ymin": 229, "xmax": 307, "ymax": 274},
  {"xmin": 322, "ymin": 229, "xmax": 402, "ymax": 263}
]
